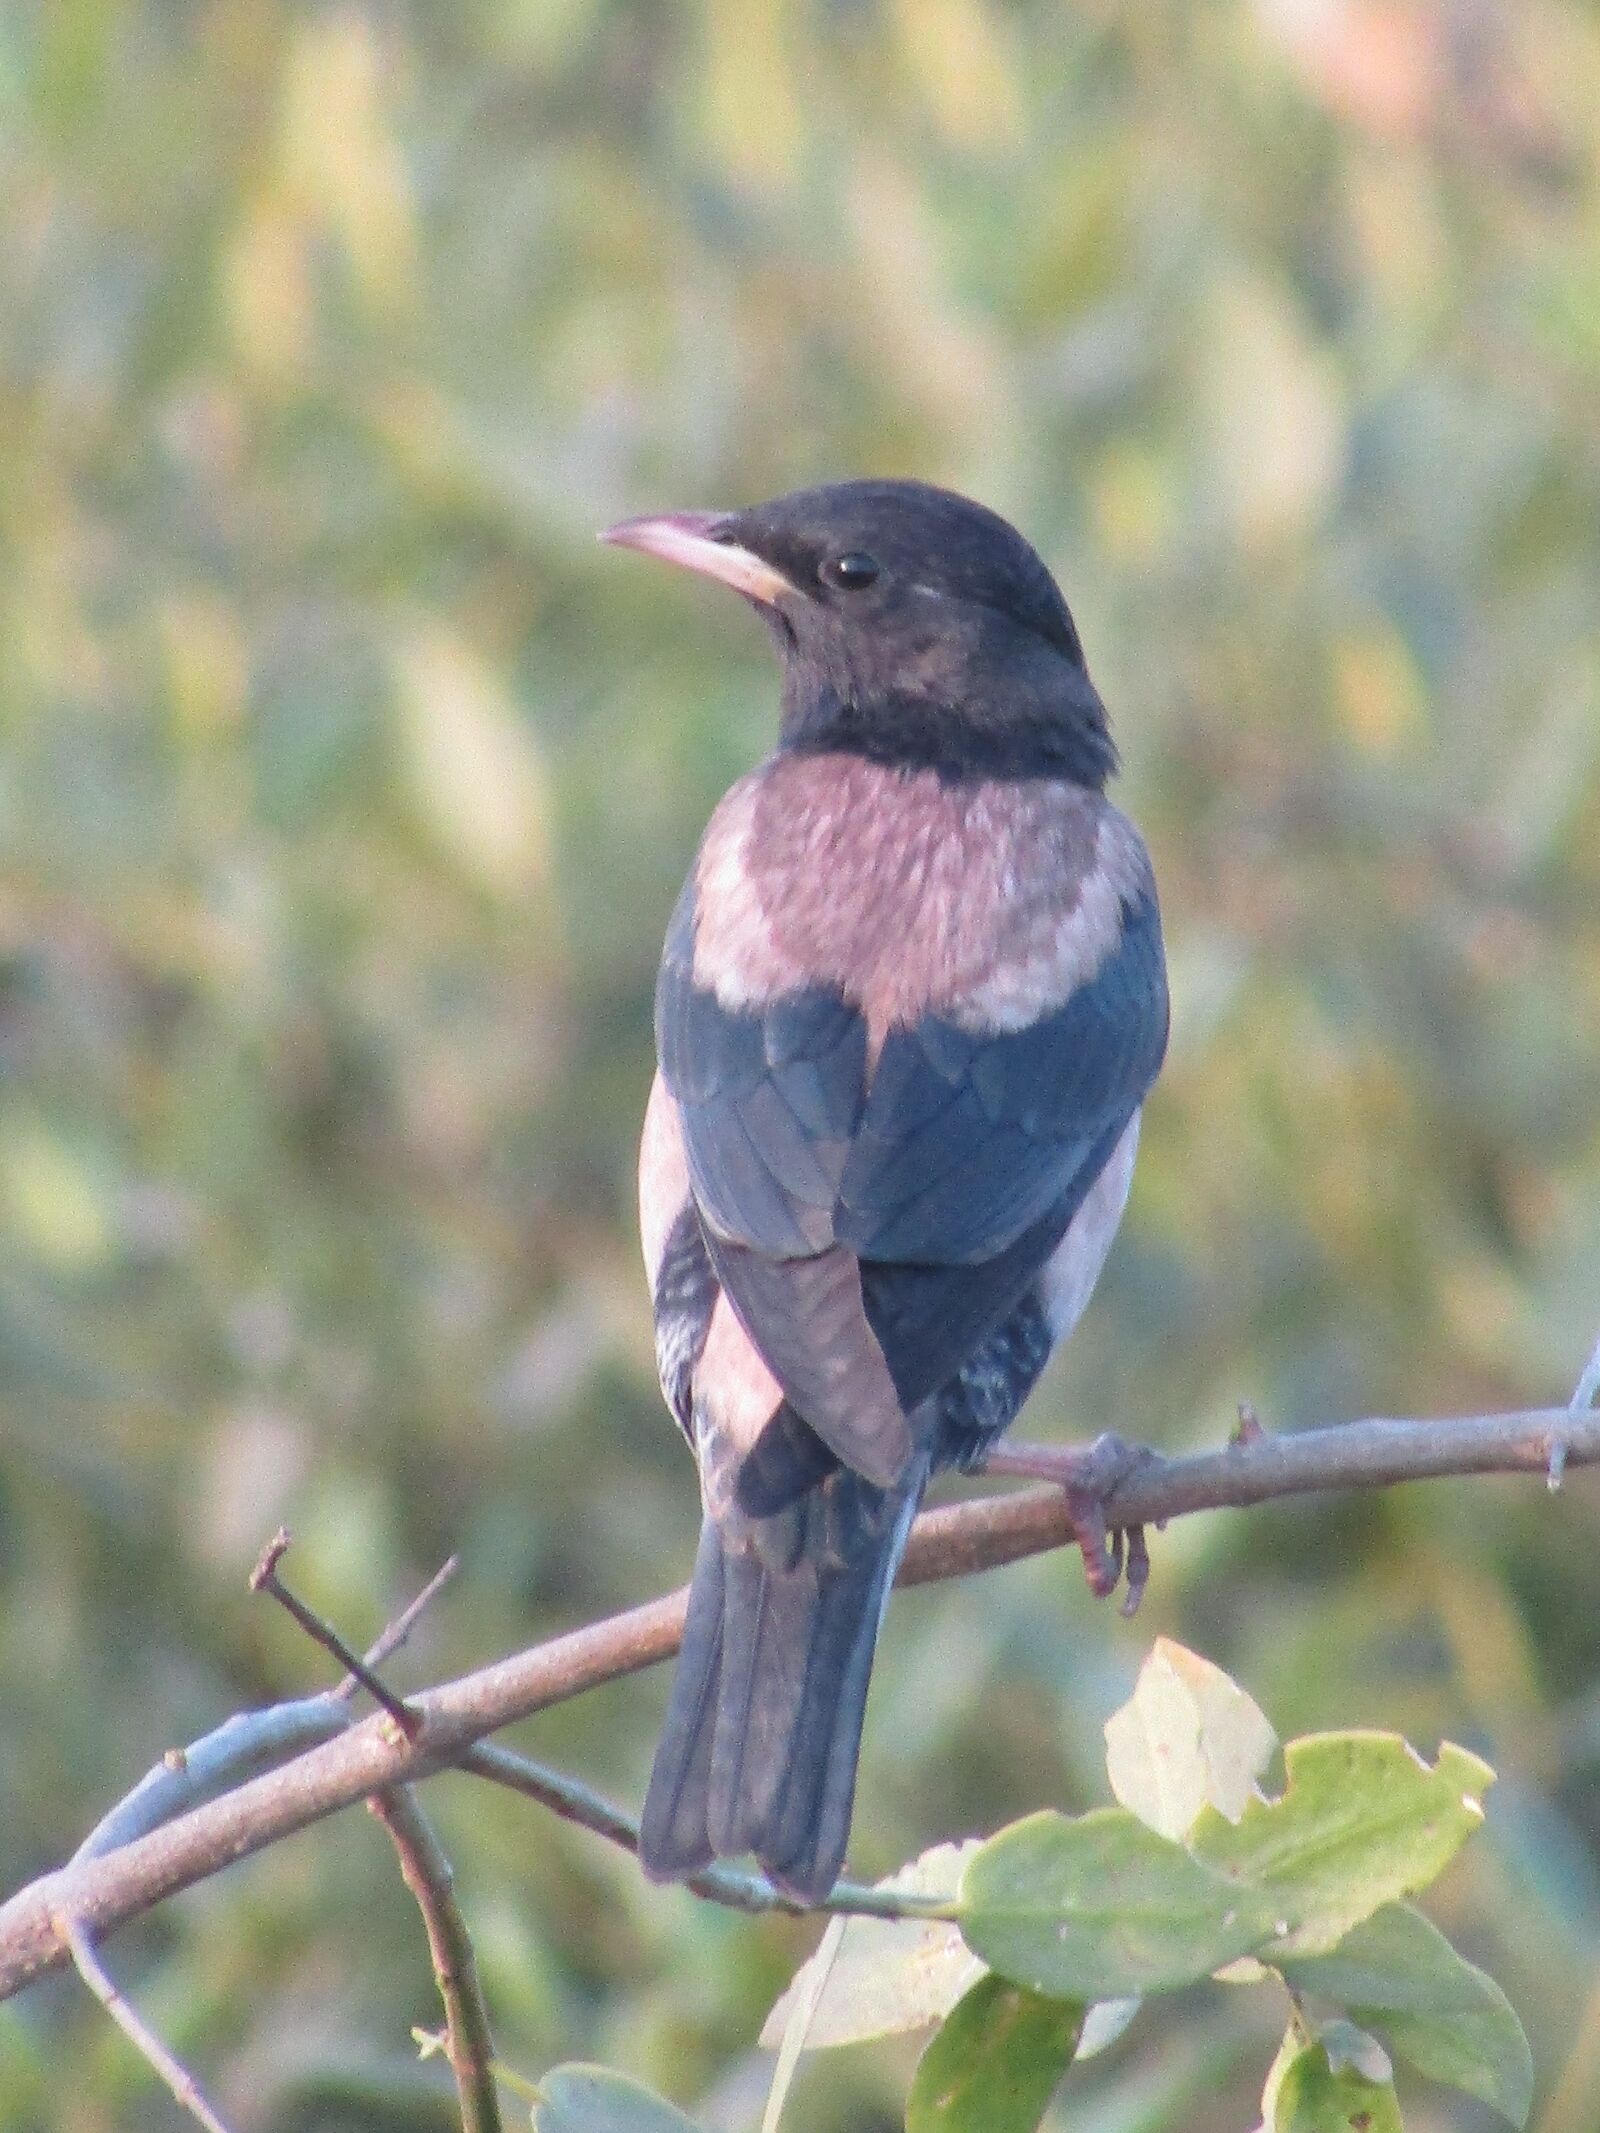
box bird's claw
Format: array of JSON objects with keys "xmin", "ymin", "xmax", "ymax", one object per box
[
  {"xmin": 1060, "ymin": 1432, "xmax": 1155, "ymax": 1615},
  {"xmin": 1078, "ymin": 1517, "xmax": 1150, "ymax": 1616},
  {"xmin": 981, "ymin": 1430, "xmax": 1157, "ymax": 1614}
]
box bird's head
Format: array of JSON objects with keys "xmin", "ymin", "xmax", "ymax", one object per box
[{"xmin": 602, "ymin": 479, "xmax": 1116, "ymax": 785}]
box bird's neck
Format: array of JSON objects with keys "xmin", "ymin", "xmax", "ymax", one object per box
[{"xmin": 778, "ymin": 679, "xmax": 1118, "ymax": 788}]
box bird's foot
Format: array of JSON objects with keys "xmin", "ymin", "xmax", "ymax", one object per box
[{"xmin": 980, "ymin": 1432, "xmax": 1157, "ymax": 1616}]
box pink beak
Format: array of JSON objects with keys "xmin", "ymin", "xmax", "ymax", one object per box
[{"xmin": 600, "ymin": 511, "xmax": 795, "ymax": 607}]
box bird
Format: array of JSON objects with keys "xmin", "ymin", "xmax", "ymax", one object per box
[{"xmin": 602, "ymin": 479, "xmax": 1169, "ymax": 1904}]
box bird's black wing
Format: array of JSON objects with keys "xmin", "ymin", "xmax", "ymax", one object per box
[
  {"xmin": 660, "ymin": 866, "xmax": 1167, "ymax": 1460},
  {"xmin": 832, "ymin": 881, "xmax": 1167, "ymax": 1409},
  {"xmin": 839, "ymin": 881, "xmax": 1169, "ymax": 1265},
  {"xmin": 656, "ymin": 873, "xmax": 867, "ymax": 1257},
  {"xmin": 658, "ymin": 875, "xmax": 910, "ymax": 1482}
]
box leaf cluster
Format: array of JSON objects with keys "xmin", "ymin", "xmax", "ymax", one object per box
[{"xmin": 515, "ymin": 1642, "xmax": 1531, "ymax": 2132}]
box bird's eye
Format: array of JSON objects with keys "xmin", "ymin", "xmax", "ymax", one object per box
[{"xmin": 822, "ymin": 551, "xmax": 880, "ymax": 591}]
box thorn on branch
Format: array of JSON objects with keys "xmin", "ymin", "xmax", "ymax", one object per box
[
  {"xmin": 250, "ymin": 1529, "xmax": 423, "ymax": 1741},
  {"xmin": 1232, "ymin": 1401, "xmax": 1266, "ymax": 1446},
  {"xmin": 1550, "ymin": 1326, "xmax": 1600, "ymax": 1492},
  {"xmin": 60, "ymin": 1914, "xmax": 236, "ymax": 2133}
]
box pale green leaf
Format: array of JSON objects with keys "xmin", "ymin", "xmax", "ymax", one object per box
[
  {"xmin": 1104, "ymin": 1637, "xmax": 1277, "ymax": 1838},
  {"xmin": 392, "ymin": 621, "xmax": 552, "ymax": 896},
  {"xmin": 694, "ymin": 0, "xmax": 802, "ymax": 188},
  {"xmin": 1280, "ymin": 1902, "xmax": 1532, "ymax": 2126},
  {"xmin": 1103, "ymin": 1649, "xmax": 1206, "ymax": 1841},
  {"xmin": 906, "ymin": 1974, "xmax": 1083, "ymax": 2133},
  {"xmin": 761, "ymin": 1916, "xmax": 843, "ymax": 2133},
  {"xmin": 1190, "ymin": 1734, "xmax": 1493, "ymax": 1955},
  {"xmin": 758, "ymin": 1842, "xmax": 983, "ymax": 2050},
  {"xmin": 889, "ymin": 0, "xmax": 1023, "ymax": 149},
  {"xmin": 0, "ymin": 1119, "xmax": 114, "ymax": 1270},
  {"xmin": 532, "ymin": 2063, "xmax": 703, "ymax": 2132},
  {"xmin": 1265, "ymin": 2037, "xmax": 1403, "ymax": 2133},
  {"xmin": 279, "ymin": 11, "xmax": 418, "ymax": 308},
  {"xmin": 1198, "ymin": 268, "xmax": 1343, "ymax": 545},
  {"xmin": 958, "ymin": 1809, "xmax": 1276, "ymax": 1999}
]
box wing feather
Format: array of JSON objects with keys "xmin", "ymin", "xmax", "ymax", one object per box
[{"xmin": 654, "ymin": 841, "xmax": 1167, "ymax": 1484}]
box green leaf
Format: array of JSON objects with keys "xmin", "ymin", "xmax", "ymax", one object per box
[
  {"xmin": 906, "ymin": 1975, "xmax": 1084, "ymax": 2133},
  {"xmin": 1280, "ymin": 1903, "xmax": 1532, "ymax": 2126},
  {"xmin": 392, "ymin": 620, "xmax": 552, "ymax": 897},
  {"xmin": 0, "ymin": 1118, "xmax": 115, "ymax": 1271},
  {"xmin": 1190, "ymin": 1734, "xmax": 1493, "ymax": 1955},
  {"xmin": 532, "ymin": 2064, "xmax": 703, "ymax": 2132},
  {"xmin": 1104, "ymin": 1637, "xmax": 1278, "ymax": 1838},
  {"xmin": 1265, "ymin": 2037, "xmax": 1403, "ymax": 2133},
  {"xmin": 958, "ymin": 1808, "xmax": 1276, "ymax": 1998},
  {"xmin": 1198, "ymin": 268, "xmax": 1343, "ymax": 547},
  {"xmin": 758, "ymin": 1841, "xmax": 983, "ymax": 2050}
]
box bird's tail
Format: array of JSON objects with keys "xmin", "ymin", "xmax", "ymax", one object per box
[{"xmin": 640, "ymin": 1432, "xmax": 929, "ymax": 1903}]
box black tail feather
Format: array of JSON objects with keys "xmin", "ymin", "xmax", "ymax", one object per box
[
  {"xmin": 640, "ymin": 1453, "xmax": 928, "ymax": 1902},
  {"xmin": 637, "ymin": 1520, "xmax": 725, "ymax": 1880},
  {"xmin": 762, "ymin": 1485, "xmax": 915, "ymax": 1894}
]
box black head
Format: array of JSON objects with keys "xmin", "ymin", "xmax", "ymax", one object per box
[{"xmin": 603, "ymin": 479, "xmax": 1116, "ymax": 786}]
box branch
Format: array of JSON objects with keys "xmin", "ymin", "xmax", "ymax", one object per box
[
  {"xmin": 71, "ymin": 1699, "xmax": 347, "ymax": 1866},
  {"xmin": 2, "ymin": 1401, "xmax": 1595, "ymax": 2004},
  {"xmin": 369, "ymin": 1790, "xmax": 501, "ymax": 2133},
  {"xmin": 461, "ymin": 1742, "xmax": 935, "ymax": 1920},
  {"xmin": 59, "ymin": 1916, "xmax": 235, "ymax": 2133}
]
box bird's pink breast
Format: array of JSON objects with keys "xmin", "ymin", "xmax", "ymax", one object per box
[{"xmin": 691, "ymin": 754, "xmax": 1150, "ymax": 1060}]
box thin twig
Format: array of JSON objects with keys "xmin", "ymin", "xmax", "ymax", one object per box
[
  {"xmin": 1576, "ymin": 1332, "xmax": 1600, "ymax": 1416},
  {"xmin": 3, "ymin": 1398, "xmax": 1598, "ymax": 2001},
  {"xmin": 250, "ymin": 1529, "xmax": 422, "ymax": 1740},
  {"xmin": 60, "ymin": 1915, "xmax": 235, "ymax": 2133},
  {"xmin": 459, "ymin": 1743, "xmax": 943, "ymax": 1920},
  {"xmin": 369, "ymin": 1790, "xmax": 501, "ymax": 2133},
  {"xmin": 340, "ymin": 1555, "xmax": 460, "ymax": 1703},
  {"xmin": 1552, "ymin": 1328, "xmax": 1600, "ymax": 1488}
]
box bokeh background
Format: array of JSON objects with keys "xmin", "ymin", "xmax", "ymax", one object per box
[{"xmin": 3, "ymin": 0, "xmax": 1600, "ymax": 2126}]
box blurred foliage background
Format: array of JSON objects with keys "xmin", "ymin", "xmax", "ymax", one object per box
[{"xmin": 2, "ymin": 0, "xmax": 1599, "ymax": 2126}]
